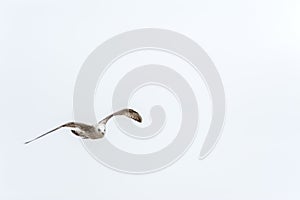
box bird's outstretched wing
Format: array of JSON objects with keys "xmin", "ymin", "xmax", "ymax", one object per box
[
  {"xmin": 24, "ymin": 122, "xmax": 91, "ymax": 144},
  {"xmin": 98, "ymin": 108, "xmax": 142, "ymax": 125}
]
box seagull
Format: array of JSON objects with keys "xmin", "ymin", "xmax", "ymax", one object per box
[{"xmin": 25, "ymin": 108, "xmax": 142, "ymax": 144}]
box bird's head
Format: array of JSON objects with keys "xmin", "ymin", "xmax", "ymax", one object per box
[{"xmin": 96, "ymin": 123, "xmax": 106, "ymax": 136}]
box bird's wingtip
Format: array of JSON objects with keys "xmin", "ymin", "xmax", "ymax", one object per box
[{"xmin": 137, "ymin": 115, "xmax": 142, "ymax": 123}]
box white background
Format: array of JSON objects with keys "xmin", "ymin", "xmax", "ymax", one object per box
[{"xmin": 1, "ymin": 0, "xmax": 300, "ymax": 199}]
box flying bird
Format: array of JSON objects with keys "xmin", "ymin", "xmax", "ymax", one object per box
[{"xmin": 25, "ymin": 108, "xmax": 142, "ymax": 144}]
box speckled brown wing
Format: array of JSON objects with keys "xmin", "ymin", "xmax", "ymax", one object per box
[
  {"xmin": 25, "ymin": 122, "xmax": 93, "ymax": 144},
  {"xmin": 98, "ymin": 108, "xmax": 142, "ymax": 125}
]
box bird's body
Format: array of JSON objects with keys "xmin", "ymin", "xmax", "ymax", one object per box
[
  {"xmin": 69, "ymin": 123, "xmax": 100, "ymax": 139},
  {"xmin": 25, "ymin": 109, "xmax": 142, "ymax": 144}
]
